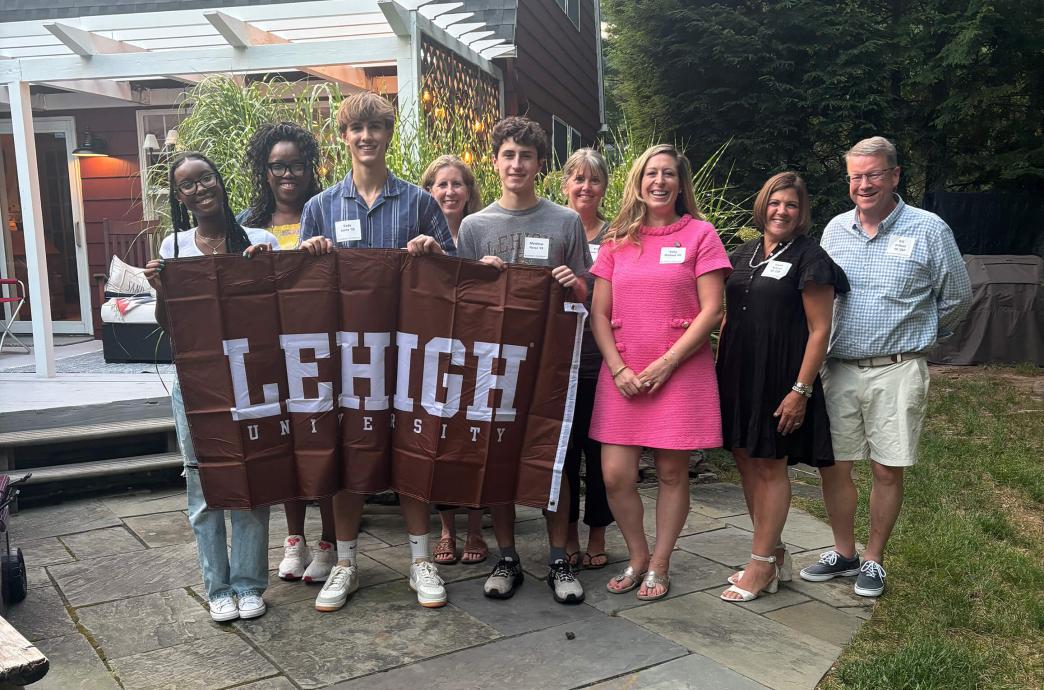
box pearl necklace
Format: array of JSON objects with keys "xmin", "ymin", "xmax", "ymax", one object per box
[
  {"xmin": 195, "ymin": 232, "xmax": 225, "ymax": 255},
  {"xmin": 748, "ymin": 237, "xmax": 794, "ymax": 270}
]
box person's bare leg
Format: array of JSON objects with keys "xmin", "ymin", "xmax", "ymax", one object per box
[
  {"xmin": 602, "ymin": 444, "xmax": 648, "ymax": 590},
  {"xmin": 284, "ymin": 499, "xmax": 307, "ymax": 538},
  {"xmin": 489, "ymin": 504, "xmax": 516, "ymax": 551},
  {"xmin": 722, "ymin": 459, "xmax": 790, "ymax": 599},
  {"xmin": 734, "ymin": 449, "xmax": 758, "ymax": 525},
  {"xmin": 731, "ymin": 449, "xmax": 759, "ymax": 579},
  {"xmin": 317, "ymin": 496, "xmax": 335, "ymax": 543},
  {"xmin": 643, "ymin": 450, "xmax": 689, "ymax": 598},
  {"xmin": 566, "ymin": 520, "xmax": 581, "ymax": 563},
  {"xmin": 333, "ymin": 490, "xmax": 365, "ymax": 565},
  {"xmin": 462, "ymin": 509, "xmax": 487, "ymax": 562},
  {"xmin": 399, "ymin": 495, "xmax": 433, "ymax": 562},
  {"xmin": 818, "ymin": 461, "xmax": 858, "ymax": 558},
  {"xmin": 863, "ymin": 461, "xmax": 904, "ymax": 564},
  {"xmin": 546, "ymin": 475, "xmax": 571, "ymax": 559},
  {"xmin": 439, "ymin": 509, "xmax": 457, "ymax": 541}
]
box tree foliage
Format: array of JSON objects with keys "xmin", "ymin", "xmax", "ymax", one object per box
[{"xmin": 603, "ymin": 0, "xmax": 1043, "ymax": 226}]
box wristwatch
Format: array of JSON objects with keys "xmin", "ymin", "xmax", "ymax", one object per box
[{"xmin": 791, "ymin": 381, "xmax": 813, "ymax": 398}]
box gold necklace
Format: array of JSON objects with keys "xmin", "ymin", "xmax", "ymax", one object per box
[{"xmin": 195, "ymin": 232, "xmax": 225, "ymax": 255}]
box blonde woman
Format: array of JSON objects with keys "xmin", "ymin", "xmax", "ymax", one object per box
[
  {"xmin": 420, "ymin": 155, "xmax": 488, "ymax": 565},
  {"xmin": 421, "ymin": 155, "xmax": 483, "ymax": 244},
  {"xmin": 590, "ymin": 144, "xmax": 730, "ymax": 600},
  {"xmin": 560, "ymin": 148, "xmax": 614, "ymax": 569}
]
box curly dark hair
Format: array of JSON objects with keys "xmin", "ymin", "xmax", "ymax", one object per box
[
  {"xmin": 168, "ymin": 151, "xmax": 250, "ymax": 258},
  {"xmin": 241, "ymin": 122, "xmax": 322, "ymax": 228},
  {"xmin": 491, "ymin": 116, "xmax": 549, "ymax": 162}
]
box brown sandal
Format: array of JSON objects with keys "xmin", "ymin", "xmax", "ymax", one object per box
[
  {"xmin": 460, "ymin": 536, "xmax": 488, "ymax": 564},
  {"xmin": 433, "ymin": 537, "xmax": 458, "ymax": 564}
]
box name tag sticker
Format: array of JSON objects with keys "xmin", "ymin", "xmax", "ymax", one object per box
[
  {"xmin": 761, "ymin": 260, "xmax": 792, "ymax": 279},
  {"xmin": 660, "ymin": 247, "xmax": 686, "ymax": 264},
  {"xmin": 886, "ymin": 236, "xmax": 915, "ymax": 259},
  {"xmin": 589, "ymin": 243, "xmax": 600, "ymax": 262},
  {"xmin": 335, "ymin": 219, "xmax": 362, "ymax": 244},
  {"xmin": 523, "ymin": 237, "xmax": 550, "ymax": 260}
]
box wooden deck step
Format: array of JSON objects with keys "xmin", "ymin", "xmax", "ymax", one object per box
[
  {"xmin": 0, "ymin": 418, "xmax": 174, "ymax": 448},
  {"xmin": 1, "ymin": 452, "xmax": 182, "ymax": 484}
]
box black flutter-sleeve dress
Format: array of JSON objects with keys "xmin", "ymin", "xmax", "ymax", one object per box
[{"xmin": 716, "ymin": 234, "xmax": 850, "ymax": 466}]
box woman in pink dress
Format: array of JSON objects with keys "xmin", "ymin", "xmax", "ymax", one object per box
[{"xmin": 590, "ymin": 144, "xmax": 730, "ymax": 600}]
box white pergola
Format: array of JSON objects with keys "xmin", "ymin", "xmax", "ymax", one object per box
[{"xmin": 0, "ymin": 0, "xmax": 511, "ymax": 377}]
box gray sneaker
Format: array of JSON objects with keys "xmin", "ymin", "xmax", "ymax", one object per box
[
  {"xmin": 484, "ymin": 558, "xmax": 524, "ymax": 599},
  {"xmin": 799, "ymin": 550, "xmax": 861, "ymax": 581},
  {"xmin": 854, "ymin": 560, "xmax": 886, "ymax": 597},
  {"xmin": 547, "ymin": 560, "xmax": 584, "ymax": 604}
]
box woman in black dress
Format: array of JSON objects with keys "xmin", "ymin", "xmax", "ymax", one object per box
[{"xmin": 716, "ymin": 172, "xmax": 849, "ymax": 602}]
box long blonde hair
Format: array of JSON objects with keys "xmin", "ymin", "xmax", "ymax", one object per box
[{"xmin": 608, "ymin": 144, "xmax": 702, "ymax": 247}]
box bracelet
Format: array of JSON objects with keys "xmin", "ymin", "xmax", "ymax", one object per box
[
  {"xmin": 612, "ymin": 365, "xmax": 629, "ymax": 379},
  {"xmin": 791, "ymin": 381, "xmax": 813, "ymax": 398}
]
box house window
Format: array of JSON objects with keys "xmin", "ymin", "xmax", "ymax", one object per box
[
  {"xmin": 552, "ymin": 116, "xmax": 581, "ymax": 165},
  {"xmin": 555, "ymin": 0, "xmax": 581, "ymax": 30},
  {"xmin": 136, "ymin": 109, "xmax": 188, "ymax": 221}
]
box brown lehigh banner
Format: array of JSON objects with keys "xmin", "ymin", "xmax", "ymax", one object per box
[{"xmin": 161, "ymin": 249, "xmax": 587, "ymax": 511}]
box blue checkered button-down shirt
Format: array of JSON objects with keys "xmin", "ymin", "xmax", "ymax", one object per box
[
  {"xmin": 822, "ymin": 195, "xmax": 971, "ymax": 359},
  {"xmin": 298, "ymin": 170, "xmax": 455, "ymax": 253}
]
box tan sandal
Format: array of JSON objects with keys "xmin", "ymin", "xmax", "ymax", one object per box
[
  {"xmin": 433, "ymin": 537, "xmax": 458, "ymax": 565},
  {"xmin": 606, "ymin": 565, "xmax": 646, "ymax": 594},
  {"xmin": 460, "ymin": 536, "xmax": 488, "ymax": 564},
  {"xmin": 636, "ymin": 570, "xmax": 670, "ymax": 601}
]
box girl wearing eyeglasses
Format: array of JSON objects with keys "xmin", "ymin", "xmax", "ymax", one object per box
[
  {"xmin": 237, "ymin": 123, "xmax": 337, "ymax": 585},
  {"xmin": 240, "ymin": 122, "xmax": 324, "ymax": 250},
  {"xmin": 144, "ymin": 152, "xmax": 279, "ymax": 622}
]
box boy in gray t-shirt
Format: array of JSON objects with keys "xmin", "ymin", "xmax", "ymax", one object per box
[
  {"xmin": 457, "ymin": 197, "xmax": 592, "ymax": 277},
  {"xmin": 457, "ymin": 116, "xmax": 589, "ymax": 606}
]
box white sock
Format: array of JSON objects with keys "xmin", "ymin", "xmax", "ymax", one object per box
[
  {"xmin": 409, "ymin": 533, "xmax": 430, "ymax": 562},
  {"xmin": 336, "ymin": 539, "xmax": 357, "ymax": 566}
]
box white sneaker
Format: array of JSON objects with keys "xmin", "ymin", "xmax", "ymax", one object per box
[
  {"xmin": 315, "ymin": 564, "xmax": 359, "ymax": 612},
  {"xmin": 237, "ymin": 592, "xmax": 267, "ymax": 619},
  {"xmin": 278, "ymin": 535, "xmax": 312, "ymax": 581},
  {"xmin": 303, "ymin": 540, "xmax": 336, "ymax": 583},
  {"xmin": 209, "ymin": 594, "xmax": 239, "ymax": 622},
  {"xmin": 410, "ymin": 560, "xmax": 447, "ymax": 608}
]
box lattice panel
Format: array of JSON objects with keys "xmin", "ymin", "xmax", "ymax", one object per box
[{"xmin": 420, "ymin": 34, "xmax": 501, "ymax": 150}]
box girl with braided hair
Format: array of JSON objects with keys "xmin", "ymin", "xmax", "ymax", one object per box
[
  {"xmin": 144, "ymin": 152, "xmax": 279, "ymax": 622},
  {"xmin": 239, "ymin": 121, "xmax": 323, "ymax": 250}
]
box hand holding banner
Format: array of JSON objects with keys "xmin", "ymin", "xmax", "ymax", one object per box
[{"xmin": 161, "ymin": 250, "xmax": 586, "ymax": 511}]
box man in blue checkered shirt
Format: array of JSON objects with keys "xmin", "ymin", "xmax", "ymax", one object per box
[{"xmin": 799, "ymin": 136, "xmax": 971, "ymax": 598}]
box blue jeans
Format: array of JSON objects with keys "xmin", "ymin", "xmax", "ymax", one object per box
[{"xmin": 173, "ymin": 380, "xmax": 270, "ymax": 601}]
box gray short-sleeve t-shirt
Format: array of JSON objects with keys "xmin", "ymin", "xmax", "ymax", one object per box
[{"xmin": 456, "ymin": 198, "xmax": 592, "ymax": 275}]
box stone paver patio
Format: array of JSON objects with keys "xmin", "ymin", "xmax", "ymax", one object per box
[{"xmin": 7, "ymin": 482, "xmax": 872, "ymax": 689}]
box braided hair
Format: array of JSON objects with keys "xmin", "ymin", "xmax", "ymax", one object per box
[
  {"xmin": 242, "ymin": 122, "xmax": 322, "ymax": 229},
  {"xmin": 168, "ymin": 152, "xmax": 251, "ymax": 258}
]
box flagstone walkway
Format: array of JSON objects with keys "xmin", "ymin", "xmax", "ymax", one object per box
[{"xmin": 7, "ymin": 481, "xmax": 872, "ymax": 689}]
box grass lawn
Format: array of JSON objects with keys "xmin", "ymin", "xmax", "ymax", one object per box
[{"xmin": 709, "ymin": 366, "xmax": 1043, "ymax": 689}]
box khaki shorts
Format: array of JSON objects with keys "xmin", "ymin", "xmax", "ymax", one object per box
[{"xmin": 821, "ymin": 357, "xmax": 930, "ymax": 467}]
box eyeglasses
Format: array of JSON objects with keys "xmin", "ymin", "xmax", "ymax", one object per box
[
  {"xmin": 176, "ymin": 172, "xmax": 219, "ymax": 195},
  {"xmin": 845, "ymin": 168, "xmax": 895, "ymax": 184},
  {"xmin": 267, "ymin": 161, "xmax": 308, "ymax": 177}
]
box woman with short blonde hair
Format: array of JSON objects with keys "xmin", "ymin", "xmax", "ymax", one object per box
[
  {"xmin": 559, "ymin": 147, "xmax": 615, "ymax": 569},
  {"xmin": 420, "ymin": 155, "xmax": 488, "ymax": 566}
]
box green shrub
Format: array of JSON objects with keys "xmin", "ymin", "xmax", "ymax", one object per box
[{"xmin": 153, "ymin": 76, "xmax": 751, "ymax": 247}]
